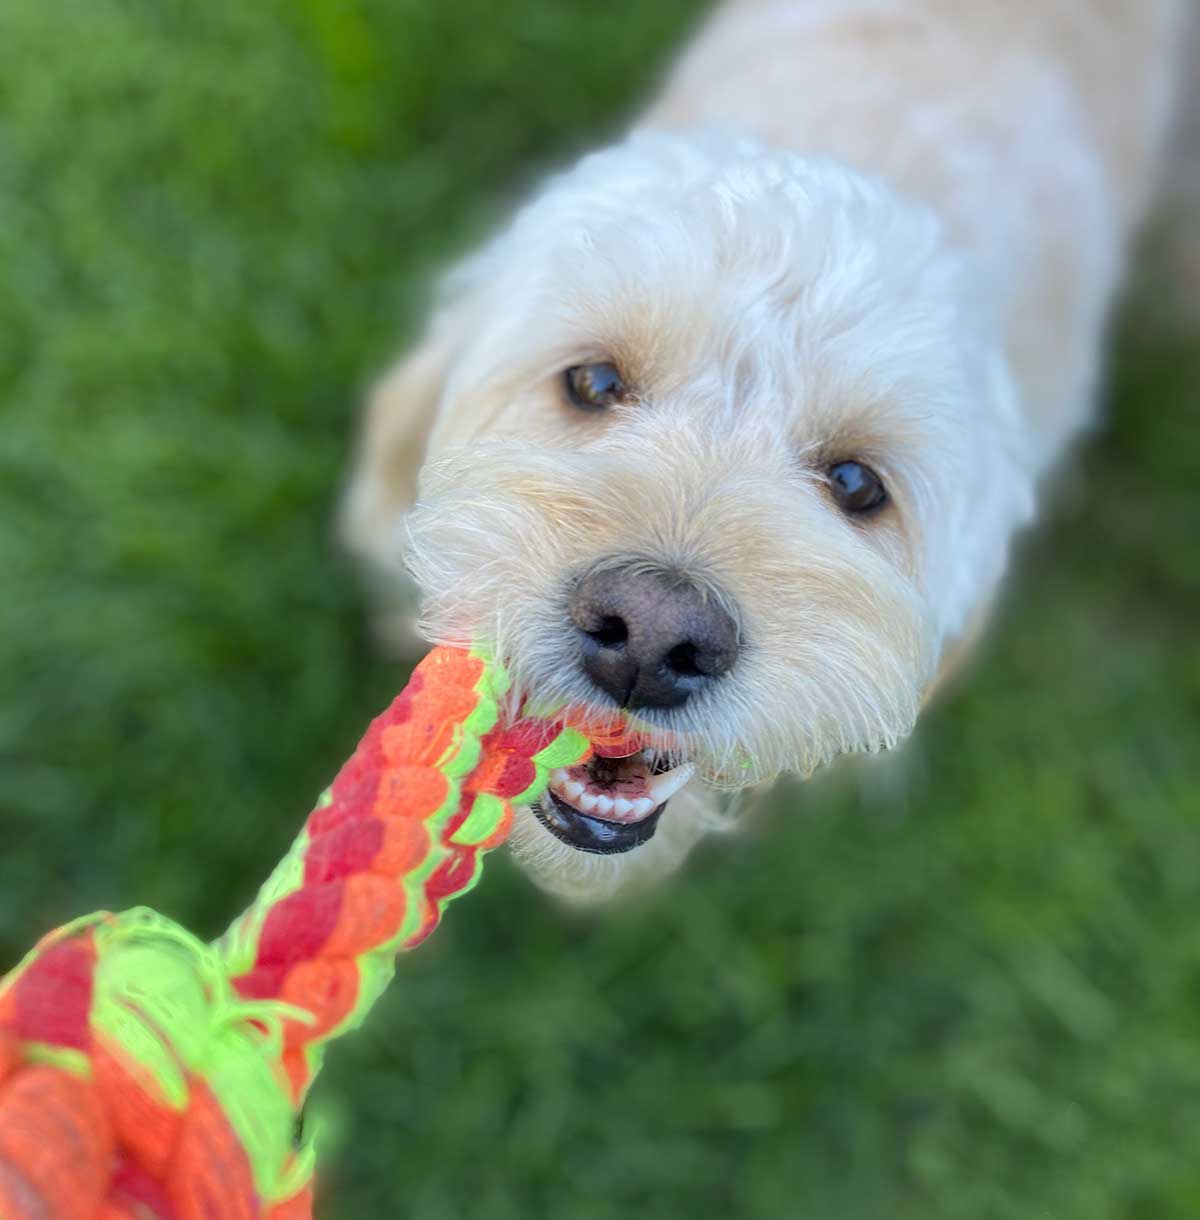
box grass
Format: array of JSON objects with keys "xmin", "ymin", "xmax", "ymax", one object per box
[{"xmin": 1, "ymin": 2, "xmax": 1198, "ymax": 1217}]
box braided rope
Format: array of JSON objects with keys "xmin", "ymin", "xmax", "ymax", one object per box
[{"xmin": 0, "ymin": 645, "xmax": 635, "ymax": 1220}]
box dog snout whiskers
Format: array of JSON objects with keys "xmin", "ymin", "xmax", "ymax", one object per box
[{"xmin": 568, "ymin": 563, "xmax": 739, "ymax": 711}]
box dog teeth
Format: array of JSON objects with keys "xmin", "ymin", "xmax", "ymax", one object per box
[
  {"xmin": 546, "ymin": 754, "xmax": 693, "ymax": 823},
  {"xmin": 646, "ymin": 764, "xmax": 694, "ymax": 803}
]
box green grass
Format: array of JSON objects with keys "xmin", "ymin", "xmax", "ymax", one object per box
[{"xmin": 1, "ymin": 3, "xmax": 1198, "ymax": 1217}]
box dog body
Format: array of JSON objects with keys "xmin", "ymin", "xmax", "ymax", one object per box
[{"xmin": 345, "ymin": 0, "xmax": 1187, "ymax": 899}]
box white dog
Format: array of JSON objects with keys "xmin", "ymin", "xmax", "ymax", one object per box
[{"xmin": 343, "ymin": 0, "xmax": 1191, "ymax": 901}]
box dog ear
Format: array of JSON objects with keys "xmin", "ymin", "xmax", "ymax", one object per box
[{"xmin": 340, "ymin": 311, "xmax": 461, "ymax": 572}]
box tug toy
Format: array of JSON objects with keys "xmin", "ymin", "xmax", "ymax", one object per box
[{"xmin": 0, "ymin": 645, "xmax": 648, "ymax": 1220}]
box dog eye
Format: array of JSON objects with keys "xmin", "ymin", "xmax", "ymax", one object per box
[
  {"xmin": 563, "ymin": 362, "xmax": 628, "ymax": 411},
  {"xmin": 827, "ymin": 460, "xmax": 888, "ymax": 514}
]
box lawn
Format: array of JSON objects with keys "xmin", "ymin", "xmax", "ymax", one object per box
[{"xmin": 2, "ymin": 2, "xmax": 1198, "ymax": 1217}]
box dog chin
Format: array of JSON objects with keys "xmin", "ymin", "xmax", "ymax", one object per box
[
  {"xmin": 508, "ymin": 779, "xmax": 735, "ymax": 904},
  {"xmin": 504, "ymin": 697, "xmax": 734, "ymax": 902},
  {"xmin": 532, "ymin": 745, "xmax": 693, "ymax": 851}
]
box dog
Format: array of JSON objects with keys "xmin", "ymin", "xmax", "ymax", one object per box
[{"xmin": 342, "ymin": 0, "xmax": 1191, "ymax": 901}]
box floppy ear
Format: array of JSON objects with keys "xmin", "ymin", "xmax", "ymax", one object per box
[{"xmin": 340, "ymin": 316, "xmax": 459, "ymax": 574}]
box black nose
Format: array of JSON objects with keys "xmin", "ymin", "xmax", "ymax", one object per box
[{"xmin": 568, "ymin": 565, "xmax": 739, "ymax": 710}]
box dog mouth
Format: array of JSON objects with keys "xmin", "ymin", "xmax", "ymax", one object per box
[{"xmin": 533, "ymin": 750, "xmax": 694, "ymax": 855}]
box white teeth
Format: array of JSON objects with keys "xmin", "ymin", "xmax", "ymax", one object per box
[
  {"xmin": 646, "ymin": 764, "xmax": 695, "ymax": 803},
  {"xmin": 546, "ymin": 756, "xmax": 694, "ymax": 823}
]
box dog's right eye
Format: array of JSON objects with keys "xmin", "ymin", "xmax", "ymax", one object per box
[{"xmin": 563, "ymin": 363, "xmax": 628, "ymax": 411}]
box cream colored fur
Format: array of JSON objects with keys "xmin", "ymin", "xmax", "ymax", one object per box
[{"xmin": 343, "ymin": 0, "xmax": 1190, "ymax": 900}]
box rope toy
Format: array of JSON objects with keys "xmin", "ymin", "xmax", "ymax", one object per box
[{"xmin": 0, "ymin": 645, "xmax": 647, "ymax": 1220}]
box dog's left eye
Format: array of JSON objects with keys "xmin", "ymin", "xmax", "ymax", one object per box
[
  {"xmin": 563, "ymin": 362, "xmax": 628, "ymax": 411},
  {"xmin": 827, "ymin": 460, "xmax": 888, "ymax": 514}
]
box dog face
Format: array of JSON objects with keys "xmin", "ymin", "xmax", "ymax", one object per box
[{"xmin": 345, "ymin": 131, "xmax": 1034, "ymax": 901}]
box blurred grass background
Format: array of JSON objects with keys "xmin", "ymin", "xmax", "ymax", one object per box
[{"xmin": 2, "ymin": 2, "xmax": 1198, "ymax": 1217}]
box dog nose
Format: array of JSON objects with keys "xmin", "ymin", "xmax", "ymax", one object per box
[{"xmin": 568, "ymin": 565, "xmax": 739, "ymax": 710}]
